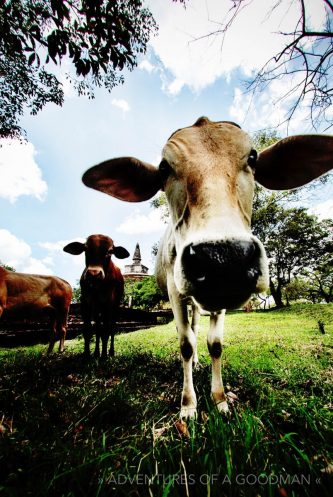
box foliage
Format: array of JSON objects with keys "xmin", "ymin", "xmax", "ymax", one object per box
[
  {"xmin": 283, "ymin": 277, "xmax": 310, "ymax": 303},
  {"xmin": 302, "ymin": 253, "xmax": 333, "ymax": 304},
  {"xmin": 253, "ymin": 191, "xmax": 333, "ymax": 307},
  {"xmin": 71, "ymin": 284, "xmax": 81, "ymax": 303},
  {"xmin": 0, "ymin": 0, "xmax": 157, "ymax": 138},
  {"xmin": 0, "ymin": 304, "xmax": 332, "ymax": 496},
  {"xmin": 124, "ymin": 276, "xmax": 167, "ymax": 310},
  {"xmin": 202, "ymin": 0, "xmax": 333, "ymax": 128},
  {"xmin": 0, "ymin": 261, "xmax": 15, "ymax": 271}
]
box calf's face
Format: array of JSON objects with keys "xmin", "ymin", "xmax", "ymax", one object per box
[
  {"xmin": 63, "ymin": 235, "xmax": 129, "ymax": 283},
  {"xmin": 81, "ymin": 117, "xmax": 333, "ymax": 310},
  {"xmin": 160, "ymin": 119, "xmax": 268, "ymax": 310}
]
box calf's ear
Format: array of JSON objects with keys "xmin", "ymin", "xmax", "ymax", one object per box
[
  {"xmin": 113, "ymin": 246, "xmax": 130, "ymax": 259},
  {"xmin": 82, "ymin": 157, "xmax": 163, "ymax": 202},
  {"xmin": 63, "ymin": 242, "xmax": 86, "ymax": 255},
  {"xmin": 255, "ymin": 135, "xmax": 333, "ymax": 190}
]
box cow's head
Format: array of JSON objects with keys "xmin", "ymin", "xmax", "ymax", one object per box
[
  {"xmin": 81, "ymin": 117, "xmax": 333, "ymax": 310},
  {"xmin": 63, "ymin": 234, "xmax": 129, "ymax": 282}
]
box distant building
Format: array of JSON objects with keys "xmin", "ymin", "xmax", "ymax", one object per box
[{"xmin": 123, "ymin": 243, "xmax": 149, "ymax": 280}]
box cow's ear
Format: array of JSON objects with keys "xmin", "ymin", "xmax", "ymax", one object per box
[
  {"xmin": 255, "ymin": 135, "xmax": 333, "ymax": 190},
  {"xmin": 82, "ymin": 157, "xmax": 163, "ymax": 202},
  {"xmin": 113, "ymin": 246, "xmax": 130, "ymax": 259},
  {"xmin": 63, "ymin": 242, "xmax": 86, "ymax": 255}
]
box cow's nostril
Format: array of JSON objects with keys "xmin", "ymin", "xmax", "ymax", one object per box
[{"xmin": 183, "ymin": 240, "xmax": 260, "ymax": 288}]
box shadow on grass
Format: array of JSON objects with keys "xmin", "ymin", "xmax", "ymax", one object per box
[{"xmin": 0, "ymin": 349, "xmax": 332, "ymax": 497}]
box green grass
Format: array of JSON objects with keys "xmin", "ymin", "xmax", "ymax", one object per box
[{"xmin": 0, "ymin": 304, "xmax": 332, "ymax": 497}]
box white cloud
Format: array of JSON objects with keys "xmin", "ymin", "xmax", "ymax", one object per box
[
  {"xmin": 0, "ymin": 139, "xmax": 48, "ymax": 203},
  {"xmin": 39, "ymin": 238, "xmax": 86, "ymax": 267},
  {"xmin": 310, "ymin": 199, "xmax": 333, "ymax": 221},
  {"xmin": 39, "ymin": 238, "xmax": 85, "ymax": 252},
  {"xmin": 111, "ymin": 98, "xmax": 130, "ymax": 113},
  {"xmin": 138, "ymin": 60, "xmax": 156, "ymax": 73},
  {"xmin": 229, "ymin": 73, "xmax": 315, "ymax": 134},
  {"xmin": 166, "ymin": 78, "xmax": 185, "ymax": 96},
  {"xmin": 0, "ymin": 229, "xmax": 53, "ymax": 274},
  {"xmin": 149, "ymin": 0, "xmax": 326, "ymax": 96},
  {"xmin": 117, "ymin": 208, "xmax": 165, "ymax": 235}
]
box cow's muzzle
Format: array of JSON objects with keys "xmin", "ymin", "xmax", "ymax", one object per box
[
  {"xmin": 84, "ymin": 268, "xmax": 105, "ymax": 281},
  {"xmin": 182, "ymin": 240, "xmax": 262, "ymax": 310}
]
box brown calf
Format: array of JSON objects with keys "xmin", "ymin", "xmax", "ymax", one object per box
[
  {"xmin": 63, "ymin": 234, "xmax": 129, "ymax": 358},
  {"xmin": 0, "ymin": 266, "xmax": 72, "ymax": 353}
]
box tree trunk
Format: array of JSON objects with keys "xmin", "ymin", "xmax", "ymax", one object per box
[{"xmin": 270, "ymin": 278, "xmax": 285, "ymax": 308}]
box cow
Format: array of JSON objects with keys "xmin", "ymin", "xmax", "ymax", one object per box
[
  {"xmin": 63, "ymin": 235, "xmax": 129, "ymax": 358},
  {"xmin": 80, "ymin": 117, "xmax": 333, "ymax": 418},
  {"xmin": 0, "ymin": 266, "xmax": 72, "ymax": 353}
]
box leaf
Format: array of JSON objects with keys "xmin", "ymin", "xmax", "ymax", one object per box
[{"xmin": 28, "ymin": 53, "xmax": 36, "ymax": 66}]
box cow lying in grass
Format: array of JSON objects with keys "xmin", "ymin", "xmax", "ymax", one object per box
[
  {"xmin": 0, "ymin": 266, "xmax": 72, "ymax": 353},
  {"xmin": 81, "ymin": 117, "xmax": 333, "ymax": 418},
  {"xmin": 63, "ymin": 234, "xmax": 129, "ymax": 358}
]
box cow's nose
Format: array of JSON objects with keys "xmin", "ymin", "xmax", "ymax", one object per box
[
  {"xmin": 85, "ymin": 268, "xmax": 104, "ymax": 280},
  {"xmin": 182, "ymin": 240, "xmax": 260, "ymax": 289}
]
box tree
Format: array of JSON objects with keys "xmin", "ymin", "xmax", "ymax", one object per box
[
  {"xmin": 202, "ymin": 0, "xmax": 333, "ymax": 129},
  {"xmin": 71, "ymin": 284, "xmax": 81, "ymax": 303},
  {"xmin": 0, "ymin": 0, "xmax": 157, "ymax": 139},
  {"xmin": 253, "ymin": 204, "xmax": 333, "ymax": 307},
  {"xmin": 124, "ymin": 276, "xmax": 167, "ymax": 310},
  {"xmin": 301, "ymin": 238, "xmax": 333, "ymax": 303}
]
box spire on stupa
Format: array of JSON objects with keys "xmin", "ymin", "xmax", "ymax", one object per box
[{"xmin": 132, "ymin": 243, "xmax": 141, "ymax": 263}]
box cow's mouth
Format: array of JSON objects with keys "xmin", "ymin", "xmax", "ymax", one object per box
[{"xmin": 182, "ymin": 240, "xmax": 261, "ymax": 311}]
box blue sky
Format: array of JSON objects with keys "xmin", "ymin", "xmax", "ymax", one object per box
[{"xmin": 0, "ymin": 0, "xmax": 332, "ymax": 287}]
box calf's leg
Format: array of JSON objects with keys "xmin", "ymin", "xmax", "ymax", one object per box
[
  {"xmin": 191, "ymin": 303, "xmax": 200, "ymax": 367},
  {"xmin": 169, "ymin": 279, "xmax": 197, "ymax": 419},
  {"xmin": 207, "ymin": 310, "xmax": 229, "ymax": 414}
]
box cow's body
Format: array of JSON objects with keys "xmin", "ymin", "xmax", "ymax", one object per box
[
  {"xmin": 63, "ymin": 235, "xmax": 129, "ymax": 358},
  {"xmin": 0, "ymin": 267, "xmax": 72, "ymax": 353},
  {"xmin": 81, "ymin": 117, "xmax": 333, "ymax": 417}
]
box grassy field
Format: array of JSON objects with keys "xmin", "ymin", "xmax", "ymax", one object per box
[{"xmin": 0, "ymin": 304, "xmax": 332, "ymax": 497}]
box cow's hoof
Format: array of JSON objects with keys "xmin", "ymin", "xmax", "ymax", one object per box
[
  {"xmin": 192, "ymin": 356, "xmax": 200, "ymax": 369},
  {"xmin": 216, "ymin": 400, "xmax": 229, "ymax": 416},
  {"xmin": 180, "ymin": 406, "xmax": 197, "ymax": 420}
]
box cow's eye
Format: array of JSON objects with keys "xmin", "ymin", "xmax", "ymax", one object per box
[
  {"xmin": 159, "ymin": 159, "xmax": 172, "ymax": 178},
  {"xmin": 247, "ymin": 149, "xmax": 257, "ymax": 169}
]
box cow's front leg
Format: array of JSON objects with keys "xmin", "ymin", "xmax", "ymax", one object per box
[
  {"xmin": 169, "ymin": 281, "xmax": 197, "ymax": 419},
  {"xmin": 109, "ymin": 325, "xmax": 115, "ymax": 357},
  {"xmin": 99, "ymin": 313, "xmax": 110, "ymax": 359},
  {"xmin": 191, "ymin": 303, "xmax": 200, "ymax": 367},
  {"xmin": 207, "ymin": 310, "xmax": 229, "ymax": 414},
  {"xmin": 93, "ymin": 316, "xmax": 102, "ymax": 358}
]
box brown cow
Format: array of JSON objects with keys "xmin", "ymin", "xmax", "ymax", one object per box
[
  {"xmin": 63, "ymin": 234, "xmax": 129, "ymax": 358},
  {"xmin": 81, "ymin": 117, "xmax": 333, "ymax": 417},
  {"xmin": 0, "ymin": 266, "xmax": 72, "ymax": 353}
]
